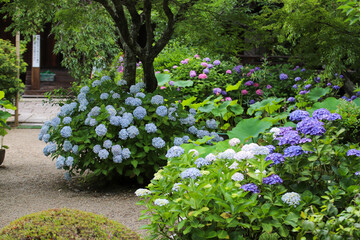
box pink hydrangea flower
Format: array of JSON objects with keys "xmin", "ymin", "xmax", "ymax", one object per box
[
  {"xmin": 194, "ymin": 54, "xmax": 200, "ymax": 59},
  {"xmin": 221, "ymin": 99, "xmax": 224, "ymax": 102},
  {"xmin": 226, "ymin": 70, "xmax": 232, "ymax": 74},
  {"xmin": 225, "ymin": 97, "xmax": 232, "ymax": 101},
  {"xmin": 256, "ymin": 89, "xmax": 263, "ymax": 95},
  {"xmin": 201, "ymin": 62, "xmax": 208, "ymax": 68},
  {"xmin": 198, "ymin": 74, "xmax": 207, "ymax": 79},
  {"xmin": 164, "ymin": 69, "xmax": 169, "ymax": 73},
  {"xmin": 189, "ymin": 70, "xmax": 197, "ymax": 78},
  {"xmin": 155, "ymin": 71, "xmax": 161, "ymax": 74},
  {"xmin": 169, "ymin": 81, "xmax": 174, "ymax": 86},
  {"xmin": 254, "ymin": 83, "xmax": 259, "ymax": 87},
  {"xmin": 160, "ymin": 86, "xmax": 166, "ymax": 90},
  {"xmin": 173, "ymin": 65, "xmax": 178, "ymax": 69},
  {"xmin": 241, "ymin": 89, "xmax": 248, "ymax": 95}
]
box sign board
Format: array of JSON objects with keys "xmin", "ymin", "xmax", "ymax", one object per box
[{"xmin": 32, "ymin": 35, "xmax": 40, "ymax": 67}]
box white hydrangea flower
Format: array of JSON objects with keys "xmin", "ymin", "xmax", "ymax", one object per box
[
  {"xmin": 172, "ymin": 183, "xmax": 182, "ymax": 192},
  {"xmin": 218, "ymin": 149, "xmax": 236, "ymax": 160},
  {"xmin": 252, "ymin": 146, "xmax": 270, "ymax": 156},
  {"xmin": 228, "ymin": 161, "xmax": 239, "ymax": 169},
  {"xmin": 241, "ymin": 143, "xmax": 259, "ymax": 152},
  {"xmin": 154, "ymin": 198, "xmax": 169, "ymax": 206},
  {"xmin": 282, "ymin": 192, "xmax": 301, "ymax": 207},
  {"xmin": 255, "ymin": 169, "xmax": 267, "ymax": 176},
  {"xmin": 233, "ymin": 151, "xmax": 255, "ymax": 161},
  {"xmin": 153, "ymin": 170, "xmax": 164, "ymax": 180},
  {"xmin": 270, "ymin": 127, "xmax": 281, "ymax": 137},
  {"xmin": 231, "ymin": 172, "xmax": 244, "ymax": 181},
  {"xmin": 188, "ymin": 149, "xmax": 199, "ymax": 157},
  {"xmin": 135, "ymin": 188, "xmax": 151, "ymax": 197},
  {"xmin": 205, "ymin": 153, "xmax": 217, "ymax": 162},
  {"xmin": 229, "ymin": 138, "xmax": 241, "ymax": 146}
]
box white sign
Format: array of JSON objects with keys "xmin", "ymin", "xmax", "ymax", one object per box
[{"xmin": 32, "ymin": 35, "xmax": 40, "ymax": 67}]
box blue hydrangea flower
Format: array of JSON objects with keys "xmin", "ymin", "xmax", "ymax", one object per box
[
  {"xmin": 135, "ymin": 92, "xmax": 145, "ymax": 98},
  {"xmin": 117, "ymin": 79, "xmax": 127, "ymax": 86},
  {"xmin": 182, "ymin": 135, "xmax": 190, "ymax": 143},
  {"xmin": 125, "ymin": 97, "xmax": 142, "ymax": 106},
  {"xmin": 43, "ymin": 143, "xmax": 57, "ymax": 156},
  {"xmin": 296, "ymin": 117, "xmax": 326, "ymax": 136},
  {"xmin": 188, "ymin": 126, "xmax": 198, "ymax": 135},
  {"xmin": 65, "ymin": 156, "xmax": 74, "ymax": 166},
  {"xmin": 79, "ymin": 102, "xmax": 88, "ymax": 112},
  {"xmin": 347, "ymin": 149, "xmax": 360, "ymax": 157},
  {"xmin": 77, "ymin": 93, "xmax": 87, "ymax": 102},
  {"xmin": 98, "ymin": 149, "xmax": 109, "ymax": 159},
  {"xmin": 312, "ymin": 108, "xmax": 331, "ymax": 121},
  {"xmin": 133, "ymin": 106, "xmax": 147, "ymax": 120},
  {"xmin": 333, "ymin": 85, "xmax": 340, "ymax": 90},
  {"xmin": 111, "ymin": 145, "xmax": 122, "ymax": 156},
  {"xmin": 106, "ymin": 105, "xmax": 116, "ymax": 116},
  {"xmin": 145, "ymin": 123, "xmax": 157, "ymax": 133},
  {"xmin": 180, "ymin": 168, "xmax": 202, "ymax": 179},
  {"xmin": 166, "ymin": 146, "xmax": 185, "ymax": 158},
  {"xmin": 293, "ymin": 84, "xmax": 298, "ymax": 89},
  {"xmin": 63, "ymin": 117, "xmax": 72, "ymax": 124},
  {"xmin": 122, "ymin": 112, "xmax": 133, "ymax": 122},
  {"xmin": 180, "ymin": 115, "xmax": 196, "ymax": 125},
  {"xmin": 213, "ymin": 60, "xmax": 221, "ymax": 65},
  {"xmin": 241, "ymin": 183, "xmax": 260, "ymax": 193},
  {"xmin": 233, "ymin": 65, "xmax": 242, "ymax": 73},
  {"xmin": 206, "ymin": 119, "xmax": 218, "ymax": 129},
  {"xmin": 151, "ymin": 95, "xmax": 164, "ymax": 105},
  {"xmin": 127, "ymin": 126, "xmax": 139, "ymax": 138},
  {"xmin": 113, "ymin": 155, "xmax": 123, "ymax": 163},
  {"xmin": 100, "ymin": 93, "xmax": 109, "ymax": 100},
  {"xmin": 287, "ymin": 97, "xmax": 296, "ymax": 103},
  {"xmin": 304, "ymin": 84, "xmax": 312, "ymax": 90},
  {"xmin": 284, "ymin": 146, "xmax": 303, "ymax": 157},
  {"xmin": 173, "ymin": 137, "xmax": 183, "ymax": 146},
  {"xmin": 40, "ymin": 124, "xmax": 50, "ymax": 135},
  {"xmin": 63, "ymin": 140, "xmax": 72, "ymax": 152},
  {"xmin": 60, "ymin": 126, "xmax": 72, "ymax": 138},
  {"xmin": 72, "ymin": 145, "xmax": 79, "ymax": 154},
  {"xmin": 289, "ymin": 110, "xmax": 310, "ymax": 122},
  {"xmin": 249, "ymin": 100, "xmax": 255, "ymax": 105},
  {"xmin": 56, "ymin": 156, "xmax": 66, "ymax": 169},
  {"xmin": 42, "ymin": 134, "xmax": 50, "ymax": 143},
  {"xmin": 196, "ymin": 130, "xmax": 210, "ymax": 139},
  {"xmin": 282, "ymin": 192, "xmax": 301, "ymax": 207},
  {"xmin": 156, "ymin": 106, "xmax": 168, "ymax": 117},
  {"xmin": 51, "ymin": 117, "xmax": 61, "ymax": 128},
  {"xmin": 93, "ymin": 144, "xmax": 101, "ymax": 154},
  {"xmin": 92, "ymin": 80, "xmax": 101, "ymax": 87},
  {"xmin": 189, "ymin": 108, "xmax": 197, "ymax": 115},
  {"xmin": 101, "ymin": 76, "xmax": 111, "ymax": 82},
  {"xmin": 95, "ymin": 124, "xmax": 107, "ymax": 137},
  {"xmin": 263, "ymin": 174, "xmax": 283, "ymax": 185},
  {"xmin": 112, "ymin": 93, "xmax": 120, "ymax": 99},
  {"xmin": 152, "ymin": 137, "xmax": 166, "ymax": 149},
  {"xmin": 103, "ymin": 140, "xmax": 112, "ymax": 149},
  {"xmin": 89, "ymin": 119, "xmax": 98, "ymax": 126},
  {"xmin": 109, "ymin": 116, "xmax": 121, "ymax": 126},
  {"xmin": 80, "ymin": 86, "xmax": 90, "ymax": 94},
  {"xmin": 89, "ymin": 106, "xmax": 101, "ymax": 117},
  {"xmin": 295, "ymin": 77, "xmax": 301, "ymax": 81},
  {"xmin": 276, "ymin": 131, "xmax": 301, "ymax": 145},
  {"xmin": 130, "ymin": 84, "xmax": 141, "ymax": 94},
  {"xmin": 119, "ymin": 117, "xmax": 131, "ymax": 128},
  {"xmin": 279, "ymin": 73, "xmax": 288, "ymax": 80},
  {"xmin": 265, "ymin": 145, "xmax": 276, "ymax": 154},
  {"xmin": 121, "ymin": 148, "xmax": 131, "ymax": 159},
  {"xmin": 119, "ymin": 129, "xmax": 128, "ymax": 140},
  {"xmin": 194, "ymin": 158, "xmax": 211, "ymax": 168}
]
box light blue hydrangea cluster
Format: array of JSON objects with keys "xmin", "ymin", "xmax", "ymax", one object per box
[
  {"xmin": 43, "ymin": 142, "xmax": 57, "ymax": 156},
  {"xmin": 166, "ymin": 146, "xmax": 185, "ymax": 158},
  {"xmin": 63, "ymin": 117, "xmax": 72, "ymax": 124},
  {"xmin": 156, "ymin": 106, "xmax": 168, "ymax": 117},
  {"xmin": 58, "ymin": 102, "xmax": 77, "ymax": 117},
  {"xmin": 117, "ymin": 79, "xmax": 127, "ymax": 86},
  {"xmin": 112, "ymin": 93, "xmax": 120, "ymax": 99},
  {"xmin": 92, "ymin": 80, "xmax": 101, "ymax": 87},
  {"xmin": 206, "ymin": 119, "xmax": 218, "ymax": 129},
  {"xmin": 60, "ymin": 126, "xmax": 72, "ymax": 138},
  {"xmin": 168, "ymin": 107, "xmax": 178, "ymax": 121},
  {"xmin": 63, "ymin": 140, "xmax": 72, "ymax": 152},
  {"xmin": 106, "ymin": 105, "xmax": 117, "ymax": 116},
  {"xmin": 65, "ymin": 156, "xmax": 74, "ymax": 166},
  {"xmin": 118, "ymin": 129, "xmax": 129, "ymax": 140},
  {"xmin": 98, "ymin": 149, "xmax": 109, "ymax": 159},
  {"xmin": 42, "ymin": 134, "xmax": 50, "ymax": 143},
  {"xmin": 100, "ymin": 93, "xmax": 109, "ymax": 100},
  {"xmin": 111, "ymin": 145, "xmax": 122, "ymax": 156},
  {"xmin": 56, "ymin": 156, "xmax": 65, "ymax": 169},
  {"xmin": 103, "ymin": 140, "xmax": 112, "ymax": 149},
  {"xmin": 80, "ymin": 86, "xmax": 90, "ymax": 94},
  {"xmin": 95, "ymin": 124, "xmax": 107, "ymax": 137},
  {"xmin": 72, "ymin": 145, "xmax": 79, "ymax": 154},
  {"xmin": 125, "ymin": 97, "xmax": 142, "ymax": 107},
  {"xmin": 101, "ymin": 76, "xmax": 111, "ymax": 82},
  {"xmin": 133, "ymin": 106, "xmax": 147, "ymax": 120},
  {"xmin": 180, "ymin": 167, "xmax": 202, "ymax": 179},
  {"xmin": 110, "ymin": 116, "xmax": 121, "ymax": 126},
  {"xmin": 93, "ymin": 144, "xmax": 101, "ymax": 153},
  {"xmin": 281, "ymin": 192, "xmax": 301, "ymax": 207},
  {"xmin": 180, "ymin": 115, "xmax": 196, "ymax": 125},
  {"xmin": 51, "ymin": 117, "xmax": 61, "ymax": 128},
  {"xmin": 127, "ymin": 126, "xmax": 139, "ymax": 138},
  {"xmin": 130, "ymin": 85, "xmax": 141, "ymax": 94},
  {"xmin": 152, "ymin": 137, "xmax": 165, "ymax": 149},
  {"xmin": 194, "ymin": 158, "xmax": 211, "ymax": 168},
  {"xmin": 173, "ymin": 137, "xmax": 183, "ymax": 146},
  {"xmin": 151, "ymin": 95, "xmax": 164, "ymax": 105},
  {"xmin": 89, "ymin": 119, "xmax": 98, "ymax": 126},
  {"xmin": 121, "ymin": 148, "xmax": 131, "ymax": 159},
  {"xmin": 145, "ymin": 123, "xmax": 157, "ymax": 133},
  {"xmin": 189, "ymin": 108, "xmax": 197, "ymax": 115},
  {"xmin": 89, "ymin": 106, "xmax": 101, "ymax": 117},
  {"xmin": 135, "ymin": 92, "xmax": 145, "ymax": 98}
]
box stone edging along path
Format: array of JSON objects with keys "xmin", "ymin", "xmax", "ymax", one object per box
[{"xmin": 0, "ymin": 128, "xmax": 148, "ymax": 236}]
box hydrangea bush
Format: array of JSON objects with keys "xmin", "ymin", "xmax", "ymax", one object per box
[
  {"xmin": 137, "ymin": 108, "xmax": 360, "ymax": 239},
  {"xmin": 39, "ymin": 75, "xmax": 222, "ymax": 183}
]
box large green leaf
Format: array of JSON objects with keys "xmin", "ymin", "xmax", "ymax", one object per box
[
  {"xmin": 228, "ymin": 118, "xmax": 273, "ymax": 143},
  {"xmin": 155, "ymin": 73, "xmax": 171, "ymax": 86},
  {"xmin": 226, "ymin": 80, "xmax": 243, "ymax": 92},
  {"xmin": 353, "ymin": 98, "xmax": 360, "ymax": 106},
  {"xmin": 307, "ymin": 87, "xmax": 330, "ymax": 102},
  {"xmin": 309, "ymin": 97, "xmax": 341, "ymax": 113},
  {"xmin": 247, "ymin": 98, "xmax": 284, "ymax": 115},
  {"xmin": 198, "ymin": 104, "xmax": 215, "ymax": 113},
  {"xmin": 173, "ymin": 80, "xmax": 193, "ymax": 87}
]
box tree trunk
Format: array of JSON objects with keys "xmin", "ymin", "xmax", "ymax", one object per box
[
  {"xmin": 142, "ymin": 57, "xmax": 157, "ymax": 92},
  {"xmin": 123, "ymin": 47, "xmax": 137, "ymax": 87}
]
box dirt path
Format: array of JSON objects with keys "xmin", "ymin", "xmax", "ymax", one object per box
[{"xmin": 0, "ymin": 128, "xmax": 148, "ymax": 237}]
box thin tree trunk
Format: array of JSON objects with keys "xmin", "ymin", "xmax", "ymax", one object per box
[
  {"xmin": 123, "ymin": 47, "xmax": 137, "ymax": 87},
  {"xmin": 142, "ymin": 57, "xmax": 157, "ymax": 92}
]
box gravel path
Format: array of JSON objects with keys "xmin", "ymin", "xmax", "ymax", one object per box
[{"xmin": 0, "ymin": 128, "xmax": 148, "ymax": 237}]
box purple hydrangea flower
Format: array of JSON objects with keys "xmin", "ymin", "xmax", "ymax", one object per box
[
  {"xmin": 312, "ymin": 108, "xmax": 331, "ymax": 121},
  {"xmin": 263, "ymin": 174, "xmax": 283, "ymax": 185},
  {"xmin": 284, "ymin": 146, "xmax": 304, "ymax": 157},
  {"xmin": 299, "ymin": 90, "xmax": 309, "ymax": 95},
  {"xmin": 296, "ymin": 117, "xmax": 326, "ymax": 136},
  {"xmin": 265, "ymin": 153, "xmax": 285, "ymax": 165},
  {"xmin": 189, "ymin": 70, "xmax": 197, "ymax": 78},
  {"xmin": 347, "ymin": 149, "xmax": 360, "ymax": 157},
  {"xmin": 304, "ymin": 84, "xmax": 312, "ymax": 90},
  {"xmin": 203, "ymin": 68, "xmax": 210, "ymax": 74},
  {"xmin": 329, "ymin": 113, "xmax": 342, "ymax": 121},
  {"xmin": 249, "ymin": 99, "xmax": 256, "ymax": 105},
  {"xmin": 265, "ymin": 145, "xmax": 276, "ymax": 153},
  {"xmin": 213, "ymin": 88, "xmax": 222, "ymax": 95},
  {"xmin": 333, "ymin": 85, "xmax": 340, "ymax": 90},
  {"xmin": 233, "ymin": 65, "xmax": 243, "ymax": 73},
  {"xmin": 245, "ymin": 81, "xmax": 254, "ymax": 86},
  {"xmin": 293, "ymin": 84, "xmax": 298, "ymax": 89},
  {"xmin": 280, "ymin": 73, "xmax": 288, "ymax": 80},
  {"xmin": 203, "ymin": 57, "xmax": 211, "ymax": 62},
  {"xmin": 213, "ymin": 60, "xmax": 221, "ymax": 66},
  {"xmin": 295, "ymin": 77, "xmax": 301, "ymax": 81},
  {"xmin": 241, "ymin": 183, "xmax": 260, "ymax": 193},
  {"xmin": 289, "ymin": 110, "xmax": 310, "ymax": 122},
  {"xmin": 276, "ymin": 131, "xmax": 301, "ymax": 145},
  {"xmin": 287, "ymin": 97, "xmax": 296, "ymax": 103}
]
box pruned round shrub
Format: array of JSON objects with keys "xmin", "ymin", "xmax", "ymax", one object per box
[
  {"xmin": 39, "ymin": 76, "xmax": 223, "ymax": 183},
  {"xmin": 0, "ymin": 208, "xmax": 141, "ymax": 239}
]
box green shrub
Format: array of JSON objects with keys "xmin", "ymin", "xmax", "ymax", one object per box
[
  {"xmin": 137, "ymin": 107, "xmax": 360, "ymax": 239},
  {"xmin": 335, "ymin": 99, "xmax": 360, "ymax": 143},
  {"xmin": 0, "ymin": 38, "xmax": 26, "ymax": 103},
  {"xmin": 39, "ymin": 75, "xmax": 223, "ymax": 183},
  {"xmin": 0, "ymin": 208, "xmax": 141, "ymax": 239}
]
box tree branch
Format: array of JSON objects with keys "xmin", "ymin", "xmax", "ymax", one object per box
[{"xmin": 143, "ymin": 0, "xmax": 154, "ymax": 57}]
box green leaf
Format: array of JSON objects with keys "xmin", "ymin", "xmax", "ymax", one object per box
[
  {"xmin": 229, "ymin": 104, "xmax": 244, "ymax": 115},
  {"xmin": 0, "ymin": 91, "xmax": 4, "ymax": 100},
  {"xmin": 217, "ymin": 230, "xmax": 229, "ymax": 239},
  {"xmin": 173, "ymin": 80, "xmax": 193, "ymax": 87},
  {"xmin": 284, "ymin": 212, "xmax": 299, "ymax": 227},
  {"xmin": 226, "ymin": 80, "xmax": 243, "ymax": 92},
  {"xmin": 181, "ymin": 96, "xmax": 197, "ymax": 107},
  {"xmin": 302, "ymin": 220, "xmax": 315, "ymax": 231},
  {"xmin": 228, "ymin": 118, "xmax": 272, "ymax": 143},
  {"xmin": 155, "ymin": 73, "xmax": 171, "ymax": 86},
  {"xmin": 131, "ymin": 160, "xmax": 138, "ymax": 168},
  {"xmin": 307, "ymin": 87, "xmax": 330, "ymax": 102},
  {"xmin": 198, "ymin": 104, "xmax": 215, "ymax": 113},
  {"xmin": 353, "ymin": 98, "xmax": 360, "ymax": 106},
  {"xmin": 261, "ymin": 223, "xmax": 273, "ymax": 233},
  {"xmin": 310, "ymin": 97, "xmax": 340, "ymax": 113}
]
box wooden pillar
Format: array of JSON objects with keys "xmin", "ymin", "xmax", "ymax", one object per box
[
  {"xmin": 31, "ymin": 35, "xmax": 40, "ymax": 90},
  {"xmin": 15, "ymin": 32, "xmax": 20, "ymax": 127}
]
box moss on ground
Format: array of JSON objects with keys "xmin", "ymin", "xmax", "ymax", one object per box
[{"xmin": 0, "ymin": 208, "xmax": 141, "ymax": 239}]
